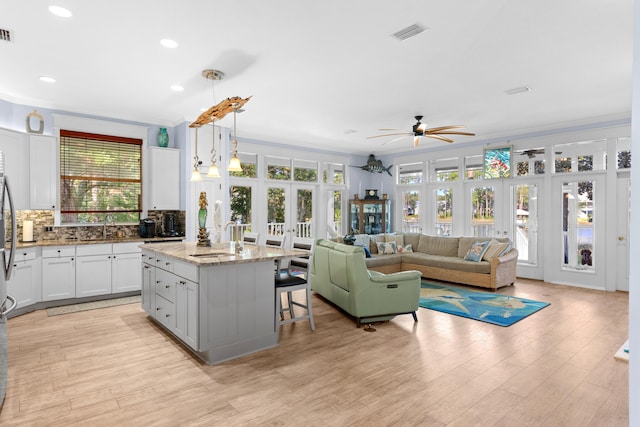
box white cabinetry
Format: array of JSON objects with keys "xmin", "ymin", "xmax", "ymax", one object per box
[
  {"xmin": 0, "ymin": 128, "xmax": 29, "ymax": 209},
  {"xmin": 112, "ymin": 242, "xmax": 142, "ymax": 293},
  {"xmin": 149, "ymin": 147, "xmax": 180, "ymax": 210},
  {"xmin": 141, "ymin": 250, "xmax": 156, "ymax": 313},
  {"xmin": 76, "ymin": 244, "xmax": 112, "ymax": 297},
  {"xmin": 42, "ymin": 246, "xmax": 76, "ymax": 301},
  {"xmin": 76, "ymin": 242, "xmax": 142, "ymax": 297},
  {"xmin": 7, "ymin": 248, "xmax": 41, "ymax": 308},
  {"xmin": 141, "ymin": 249, "xmax": 199, "ymax": 351},
  {"xmin": 29, "ymin": 134, "xmax": 57, "ymax": 209}
]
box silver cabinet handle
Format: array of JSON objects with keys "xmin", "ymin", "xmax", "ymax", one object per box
[{"xmin": 1, "ymin": 295, "xmax": 17, "ymax": 318}]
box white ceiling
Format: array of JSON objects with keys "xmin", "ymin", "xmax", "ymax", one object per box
[{"xmin": 0, "ymin": 0, "xmax": 633, "ymax": 155}]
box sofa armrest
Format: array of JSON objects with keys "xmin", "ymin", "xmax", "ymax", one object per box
[{"xmin": 369, "ymin": 269, "xmax": 422, "ymax": 282}]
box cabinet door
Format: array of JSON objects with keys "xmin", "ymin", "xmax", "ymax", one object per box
[
  {"xmin": 29, "ymin": 134, "xmax": 57, "ymax": 209},
  {"xmin": 149, "ymin": 147, "xmax": 180, "ymax": 210},
  {"xmin": 42, "ymin": 257, "xmax": 76, "ymax": 300},
  {"xmin": 112, "ymin": 252, "xmax": 141, "ymax": 293},
  {"xmin": 142, "ymin": 262, "xmax": 155, "ymax": 313},
  {"xmin": 175, "ymin": 278, "xmax": 199, "ymax": 351},
  {"xmin": 7, "ymin": 260, "xmax": 41, "ymax": 308},
  {"xmin": 76, "ymin": 255, "xmax": 112, "ymax": 297},
  {"xmin": 0, "ymin": 128, "xmax": 29, "ymax": 209}
]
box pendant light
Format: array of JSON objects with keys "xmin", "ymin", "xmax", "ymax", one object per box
[
  {"xmin": 190, "ymin": 127, "xmax": 203, "ymax": 182},
  {"xmin": 207, "ymin": 121, "xmax": 221, "ymax": 178},
  {"xmin": 227, "ymin": 104, "xmax": 242, "ymax": 172}
]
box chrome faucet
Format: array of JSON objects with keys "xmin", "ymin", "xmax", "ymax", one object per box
[{"xmin": 103, "ymin": 214, "xmax": 114, "ymax": 239}]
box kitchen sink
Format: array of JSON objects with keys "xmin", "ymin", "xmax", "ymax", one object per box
[{"xmin": 189, "ymin": 251, "xmax": 234, "ymax": 258}]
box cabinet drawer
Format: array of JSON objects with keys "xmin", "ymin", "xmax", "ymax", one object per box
[
  {"xmin": 113, "ymin": 242, "xmax": 142, "ymax": 254},
  {"xmin": 141, "ymin": 250, "xmax": 156, "ymax": 265},
  {"xmin": 42, "ymin": 246, "xmax": 76, "ymax": 258},
  {"xmin": 173, "ymin": 260, "xmax": 198, "ymax": 283},
  {"xmin": 155, "ymin": 269, "xmax": 176, "ymax": 303},
  {"xmin": 15, "ymin": 247, "xmax": 37, "ymax": 262},
  {"xmin": 154, "ymin": 254, "xmax": 174, "ymax": 272},
  {"xmin": 154, "ymin": 294, "xmax": 175, "ymax": 330},
  {"xmin": 76, "ymin": 243, "xmax": 112, "ymax": 256}
]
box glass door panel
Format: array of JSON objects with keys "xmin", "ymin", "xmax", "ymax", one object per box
[
  {"xmin": 229, "ymin": 184, "xmax": 254, "ymax": 235},
  {"xmin": 326, "ymin": 190, "xmax": 343, "ymax": 239},
  {"xmin": 402, "ymin": 190, "xmax": 421, "ymax": 233},
  {"xmin": 267, "ymin": 186, "xmax": 287, "ymax": 236},
  {"xmin": 435, "ymin": 187, "xmax": 453, "ymax": 236},
  {"xmin": 294, "ymin": 187, "xmax": 313, "ymax": 238},
  {"xmin": 513, "ymin": 183, "xmax": 538, "ymax": 265},
  {"xmin": 469, "ymin": 185, "xmax": 495, "ymax": 237},
  {"xmin": 562, "ymin": 181, "xmax": 594, "ymax": 270}
]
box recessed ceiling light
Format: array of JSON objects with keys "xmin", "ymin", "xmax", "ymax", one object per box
[
  {"xmin": 171, "ymin": 85, "xmax": 184, "ymax": 92},
  {"xmin": 160, "ymin": 38, "xmax": 178, "ymax": 49},
  {"xmin": 505, "ymin": 86, "xmax": 532, "ymax": 95},
  {"xmin": 48, "ymin": 5, "xmax": 72, "ymax": 18},
  {"xmin": 39, "ymin": 76, "xmax": 56, "ymax": 83}
]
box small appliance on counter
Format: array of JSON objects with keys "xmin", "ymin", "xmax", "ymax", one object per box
[
  {"xmin": 139, "ymin": 218, "xmax": 156, "ymax": 238},
  {"xmin": 162, "ymin": 213, "xmax": 182, "ymax": 237}
]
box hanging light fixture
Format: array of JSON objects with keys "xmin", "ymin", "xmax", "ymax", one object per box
[
  {"xmin": 207, "ymin": 121, "xmax": 221, "ymax": 178},
  {"xmin": 227, "ymin": 103, "xmax": 242, "ymax": 172},
  {"xmin": 190, "ymin": 127, "xmax": 203, "ymax": 182}
]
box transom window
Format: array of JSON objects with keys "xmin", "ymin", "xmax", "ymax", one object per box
[{"xmin": 59, "ymin": 130, "xmax": 142, "ymax": 224}]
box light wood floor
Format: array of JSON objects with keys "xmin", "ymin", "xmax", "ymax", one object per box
[{"xmin": 0, "ymin": 279, "xmax": 629, "ymax": 426}]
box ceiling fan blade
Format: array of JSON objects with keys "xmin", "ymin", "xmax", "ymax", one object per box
[
  {"xmin": 381, "ymin": 136, "xmax": 410, "ymax": 146},
  {"xmin": 413, "ymin": 136, "xmax": 420, "ymax": 147},
  {"xmin": 426, "ymin": 134, "xmax": 454, "ymax": 143},
  {"xmin": 366, "ymin": 132, "xmax": 412, "ymax": 139},
  {"xmin": 425, "ymin": 125, "xmax": 465, "ymax": 133},
  {"xmin": 431, "ymin": 131, "xmax": 476, "ymax": 136},
  {"xmin": 416, "ymin": 123, "xmax": 427, "ymax": 132}
]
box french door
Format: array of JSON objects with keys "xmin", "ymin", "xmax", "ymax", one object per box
[
  {"xmin": 263, "ymin": 183, "xmax": 315, "ymax": 245},
  {"xmin": 463, "ymin": 179, "xmax": 542, "ymax": 279},
  {"xmin": 547, "ymin": 174, "xmax": 605, "ymax": 289}
]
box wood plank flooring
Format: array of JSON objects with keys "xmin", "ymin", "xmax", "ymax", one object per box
[{"xmin": 0, "ymin": 279, "xmax": 629, "ymax": 426}]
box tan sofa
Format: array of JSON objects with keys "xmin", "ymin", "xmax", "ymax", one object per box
[{"xmin": 362, "ymin": 233, "xmax": 518, "ymax": 290}]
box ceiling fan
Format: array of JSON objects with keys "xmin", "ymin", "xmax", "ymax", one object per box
[{"xmin": 366, "ymin": 115, "xmax": 476, "ymax": 147}]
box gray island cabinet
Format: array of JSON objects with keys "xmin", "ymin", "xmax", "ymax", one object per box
[{"xmin": 141, "ymin": 241, "xmax": 301, "ymax": 365}]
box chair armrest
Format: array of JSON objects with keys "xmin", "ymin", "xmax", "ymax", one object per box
[{"xmin": 369, "ymin": 269, "xmax": 422, "ymax": 283}]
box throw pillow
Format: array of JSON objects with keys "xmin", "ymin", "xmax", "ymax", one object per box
[
  {"xmin": 482, "ymin": 239, "xmax": 510, "ymax": 261},
  {"xmin": 376, "ymin": 241, "xmax": 397, "ymax": 255},
  {"xmin": 396, "ymin": 244, "xmax": 413, "ymax": 254},
  {"xmin": 464, "ymin": 240, "xmax": 491, "ymax": 262}
]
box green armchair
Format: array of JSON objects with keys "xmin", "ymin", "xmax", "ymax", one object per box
[{"xmin": 310, "ymin": 239, "xmax": 422, "ymax": 326}]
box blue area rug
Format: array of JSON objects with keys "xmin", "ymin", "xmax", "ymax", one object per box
[{"xmin": 419, "ymin": 282, "xmax": 550, "ymax": 327}]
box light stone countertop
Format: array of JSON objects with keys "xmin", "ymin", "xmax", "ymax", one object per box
[
  {"xmin": 141, "ymin": 241, "xmax": 306, "ymax": 266},
  {"xmin": 15, "ymin": 236, "xmax": 183, "ymax": 249}
]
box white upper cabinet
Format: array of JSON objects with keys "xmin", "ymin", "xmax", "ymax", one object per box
[
  {"xmin": 0, "ymin": 128, "xmax": 30, "ymax": 209},
  {"xmin": 29, "ymin": 134, "xmax": 58, "ymax": 210},
  {"xmin": 149, "ymin": 147, "xmax": 180, "ymax": 210}
]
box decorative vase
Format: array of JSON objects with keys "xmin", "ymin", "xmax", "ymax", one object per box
[
  {"xmin": 158, "ymin": 128, "xmax": 169, "ymax": 147},
  {"xmin": 198, "ymin": 208, "xmax": 207, "ymax": 228}
]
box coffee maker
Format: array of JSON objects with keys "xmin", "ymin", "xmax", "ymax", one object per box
[{"xmin": 164, "ymin": 213, "xmax": 179, "ymax": 236}]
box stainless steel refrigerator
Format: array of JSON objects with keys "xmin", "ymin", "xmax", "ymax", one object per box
[{"xmin": 0, "ymin": 150, "xmax": 17, "ymax": 407}]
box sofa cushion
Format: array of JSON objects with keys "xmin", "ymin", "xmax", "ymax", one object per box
[
  {"xmin": 385, "ymin": 233, "xmax": 405, "ymax": 246},
  {"xmin": 482, "ymin": 239, "xmax": 511, "ymax": 260},
  {"xmin": 464, "ymin": 240, "xmax": 491, "ymax": 262},
  {"xmin": 458, "ymin": 236, "xmax": 510, "ymax": 258},
  {"xmin": 376, "ymin": 241, "xmax": 397, "ymax": 254},
  {"xmin": 403, "ymin": 233, "xmax": 421, "ymax": 250},
  {"xmin": 366, "ymin": 253, "xmax": 403, "ymax": 268},
  {"xmin": 396, "ymin": 244, "xmax": 413, "ymax": 254},
  {"xmin": 401, "ymin": 252, "xmax": 492, "ymax": 274},
  {"xmin": 417, "ymin": 235, "xmax": 460, "ymax": 257}
]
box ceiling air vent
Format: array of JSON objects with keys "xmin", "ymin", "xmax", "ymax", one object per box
[
  {"xmin": 392, "ymin": 23, "xmax": 426, "ymax": 41},
  {"xmin": 0, "ymin": 28, "xmax": 13, "ymax": 43}
]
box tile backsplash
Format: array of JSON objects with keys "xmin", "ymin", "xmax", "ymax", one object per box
[{"xmin": 13, "ymin": 210, "xmax": 185, "ymax": 242}]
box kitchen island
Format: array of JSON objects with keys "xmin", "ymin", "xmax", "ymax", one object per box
[{"xmin": 141, "ymin": 241, "xmax": 303, "ymax": 365}]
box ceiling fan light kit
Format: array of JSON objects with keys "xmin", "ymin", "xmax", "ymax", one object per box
[{"xmin": 367, "ymin": 114, "xmax": 475, "ymax": 147}]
